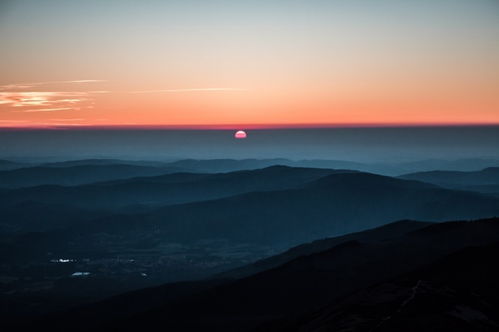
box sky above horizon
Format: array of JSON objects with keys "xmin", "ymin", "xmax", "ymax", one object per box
[{"xmin": 1, "ymin": 0, "xmax": 499, "ymax": 128}]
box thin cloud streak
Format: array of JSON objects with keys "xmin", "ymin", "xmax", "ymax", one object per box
[
  {"xmin": 22, "ymin": 107, "xmax": 74, "ymax": 113},
  {"xmin": 0, "ymin": 90, "xmax": 107, "ymax": 112},
  {"xmin": 130, "ymin": 88, "xmax": 248, "ymax": 94},
  {"xmin": 1, "ymin": 83, "xmax": 245, "ymax": 121},
  {"xmin": 0, "ymin": 80, "xmax": 106, "ymax": 90},
  {"xmin": 0, "ymin": 92, "xmax": 87, "ymax": 107},
  {"xmin": 49, "ymin": 118, "xmax": 85, "ymax": 121}
]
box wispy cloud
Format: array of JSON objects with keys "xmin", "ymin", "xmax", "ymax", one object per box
[
  {"xmin": 0, "ymin": 80, "xmax": 105, "ymax": 91},
  {"xmin": 66, "ymin": 80, "xmax": 104, "ymax": 84},
  {"xmin": 22, "ymin": 107, "xmax": 74, "ymax": 113},
  {"xmin": 130, "ymin": 88, "xmax": 248, "ymax": 93},
  {"xmin": 0, "ymin": 92, "xmax": 90, "ymax": 107},
  {"xmin": 49, "ymin": 118, "xmax": 85, "ymax": 121},
  {"xmin": 0, "ymin": 82, "xmax": 247, "ymax": 119},
  {"xmin": 0, "ymin": 80, "xmax": 107, "ymax": 113}
]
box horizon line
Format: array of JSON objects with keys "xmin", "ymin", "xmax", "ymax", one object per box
[{"xmin": 1, "ymin": 122, "xmax": 499, "ymax": 131}]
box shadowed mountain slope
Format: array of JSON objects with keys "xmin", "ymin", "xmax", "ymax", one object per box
[
  {"xmin": 218, "ymin": 219, "xmax": 433, "ymax": 279},
  {"xmin": 269, "ymin": 243, "xmax": 499, "ymax": 332},
  {"xmin": 28, "ymin": 218, "xmax": 499, "ymax": 332}
]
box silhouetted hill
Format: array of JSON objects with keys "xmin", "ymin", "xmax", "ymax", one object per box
[
  {"xmin": 102, "ymin": 172, "xmax": 499, "ymax": 246},
  {"xmin": 28, "ymin": 218, "xmax": 499, "ymax": 332},
  {"xmin": 0, "ymin": 164, "xmax": 179, "ymax": 188},
  {"xmin": 400, "ymin": 167, "xmax": 499, "ymax": 191},
  {"xmin": 0, "ymin": 159, "xmax": 26, "ymax": 171},
  {"xmin": 5, "ymin": 157, "xmax": 497, "ymax": 177},
  {"xmin": 396, "ymin": 158, "xmax": 499, "ymax": 173},
  {"xmin": 306, "ymin": 171, "xmax": 434, "ymax": 190},
  {"xmin": 160, "ymin": 158, "xmax": 499, "ymax": 175},
  {"xmin": 161, "ymin": 158, "xmax": 404, "ymax": 175},
  {"xmin": 41, "ymin": 159, "xmax": 172, "ymax": 168},
  {"xmin": 219, "ymin": 220, "xmax": 432, "ymax": 279},
  {"xmin": 164, "ymin": 158, "xmax": 294, "ymax": 173},
  {"xmin": 270, "ymin": 243, "xmax": 499, "ymax": 331},
  {"xmin": 3, "ymin": 157, "xmax": 498, "ymax": 177},
  {"xmin": 0, "ymin": 166, "xmax": 350, "ymax": 210}
]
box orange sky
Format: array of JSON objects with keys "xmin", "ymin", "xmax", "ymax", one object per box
[{"xmin": 1, "ymin": 0, "xmax": 498, "ymax": 128}]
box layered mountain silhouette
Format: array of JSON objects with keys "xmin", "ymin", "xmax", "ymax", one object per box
[
  {"xmin": 0, "ymin": 166, "xmax": 349, "ymax": 209},
  {"xmin": 164, "ymin": 158, "xmax": 373, "ymax": 173},
  {"xmin": 3, "ymin": 166, "xmax": 499, "ymax": 245},
  {"xmin": 2, "ymin": 160, "xmax": 499, "ymax": 331},
  {"xmin": 92, "ymin": 171, "xmax": 499, "ymax": 246},
  {"xmin": 127, "ymin": 157, "xmax": 499, "ymax": 175},
  {"xmin": 1, "ymin": 156, "xmax": 499, "ymax": 176}
]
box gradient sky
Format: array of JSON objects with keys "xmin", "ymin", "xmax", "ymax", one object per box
[{"xmin": 1, "ymin": 0, "xmax": 498, "ymax": 128}]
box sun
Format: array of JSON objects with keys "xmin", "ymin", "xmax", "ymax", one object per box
[{"xmin": 234, "ymin": 130, "xmax": 247, "ymax": 139}]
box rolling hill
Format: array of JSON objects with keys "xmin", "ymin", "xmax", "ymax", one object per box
[
  {"xmin": 0, "ymin": 166, "xmax": 351, "ymax": 209},
  {"xmin": 101, "ymin": 172, "xmax": 499, "ymax": 246}
]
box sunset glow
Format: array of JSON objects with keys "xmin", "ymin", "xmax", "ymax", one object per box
[{"xmin": 1, "ymin": 0, "xmax": 498, "ymax": 129}]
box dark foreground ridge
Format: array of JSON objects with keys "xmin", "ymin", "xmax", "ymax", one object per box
[{"xmin": 18, "ymin": 217, "xmax": 499, "ymax": 332}]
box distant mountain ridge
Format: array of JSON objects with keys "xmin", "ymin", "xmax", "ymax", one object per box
[
  {"xmin": 40, "ymin": 158, "xmax": 172, "ymax": 168},
  {"xmin": 2, "ymin": 166, "xmax": 498, "ymax": 245},
  {"xmin": 0, "ymin": 164, "xmax": 180, "ymax": 188},
  {"xmin": 82, "ymin": 170, "xmax": 499, "ymax": 247},
  {"xmin": 401, "ymin": 167, "xmax": 499, "ymax": 185},
  {"xmin": 0, "ymin": 166, "xmax": 352, "ymax": 209},
  {"xmin": 0, "ymin": 159, "xmax": 26, "ymax": 171},
  {"xmin": 401, "ymin": 167, "xmax": 499, "ymax": 195},
  {"xmin": 2, "ymin": 156, "xmax": 498, "ymax": 175}
]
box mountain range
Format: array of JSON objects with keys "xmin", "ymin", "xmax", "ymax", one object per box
[
  {"xmin": 1, "ymin": 156, "xmax": 498, "ymax": 176},
  {"xmin": 2, "ymin": 159, "xmax": 499, "ymax": 331},
  {"xmin": 0, "ymin": 166, "xmax": 349, "ymax": 210},
  {"xmin": 2, "ymin": 165, "xmax": 499, "ymax": 246}
]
